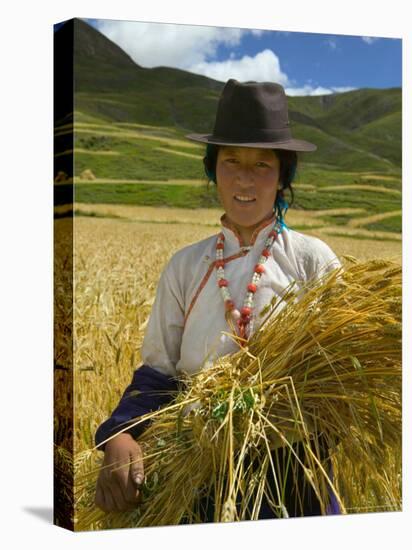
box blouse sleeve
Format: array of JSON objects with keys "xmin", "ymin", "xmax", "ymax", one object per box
[
  {"xmin": 302, "ymin": 236, "xmax": 342, "ymax": 282},
  {"xmin": 94, "ymin": 365, "xmax": 181, "ymax": 452},
  {"xmin": 140, "ymin": 254, "xmax": 186, "ymax": 377}
]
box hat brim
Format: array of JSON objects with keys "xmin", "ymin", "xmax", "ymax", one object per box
[{"xmin": 185, "ymin": 133, "xmax": 317, "ymax": 152}]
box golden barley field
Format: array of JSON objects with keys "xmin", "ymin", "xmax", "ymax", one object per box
[{"xmin": 53, "ymin": 205, "xmax": 402, "ymax": 530}]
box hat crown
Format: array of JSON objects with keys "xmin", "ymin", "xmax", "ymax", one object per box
[
  {"xmin": 184, "ymin": 78, "xmax": 317, "ymax": 152},
  {"xmin": 214, "ymin": 79, "xmax": 290, "ymax": 136}
]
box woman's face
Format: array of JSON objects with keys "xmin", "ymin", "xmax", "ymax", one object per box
[{"xmin": 216, "ymin": 146, "xmax": 280, "ymax": 240}]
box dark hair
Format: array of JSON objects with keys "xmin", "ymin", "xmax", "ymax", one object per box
[{"xmin": 202, "ymin": 143, "xmax": 297, "ymax": 221}]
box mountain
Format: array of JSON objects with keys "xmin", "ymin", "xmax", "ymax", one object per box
[
  {"xmin": 56, "ymin": 18, "xmax": 401, "ymax": 172},
  {"xmin": 71, "ymin": 18, "xmax": 223, "ymax": 95}
]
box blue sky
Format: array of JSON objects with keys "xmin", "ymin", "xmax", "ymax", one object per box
[{"xmin": 77, "ymin": 18, "xmax": 401, "ymax": 96}]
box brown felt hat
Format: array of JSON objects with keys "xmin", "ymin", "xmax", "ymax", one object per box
[{"xmin": 185, "ymin": 78, "xmax": 317, "ymax": 152}]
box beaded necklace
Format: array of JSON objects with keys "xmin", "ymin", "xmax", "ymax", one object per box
[{"xmin": 215, "ymin": 218, "xmax": 284, "ymax": 344}]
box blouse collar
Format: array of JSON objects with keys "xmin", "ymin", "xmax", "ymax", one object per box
[{"xmin": 220, "ymin": 212, "xmax": 277, "ymax": 250}]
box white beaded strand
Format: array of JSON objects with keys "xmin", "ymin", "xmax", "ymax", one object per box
[{"xmin": 215, "ymin": 219, "xmax": 283, "ymax": 342}]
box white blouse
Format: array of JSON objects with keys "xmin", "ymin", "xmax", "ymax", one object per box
[{"xmin": 141, "ymin": 213, "xmax": 341, "ymax": 378}]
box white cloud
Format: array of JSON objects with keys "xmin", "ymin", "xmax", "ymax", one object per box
[
  {"xmin": 325, "ymin": 38, "xmax": 337, "ymax": 50},
  {"xmin": 95, "ymin": 19, "xmax": 246, "ymax": 70},
  {"xmin": 188, "ymin": 49, "xmax": 290, "ymax": 85},
  {"xmin": 94, "ymin": 20, "xmax": 289, "ymax": 85},
  {"xmin": 92, "ymin": 19, "xmax": 355, "ymax": 97},
  {"xmin": 250, "ymin": 29, "xmax": 265, "ymax": 36},
  {"xmin": 331, "ymin": 86, "xmax": 358, "ymax": 93},
  {"xmin": 362, "ymin": 36, "xmax": 380, "ymax": 44},
  {"xmin": 286, "ymin": 84, "xmax": 357, "ymax": 96}
]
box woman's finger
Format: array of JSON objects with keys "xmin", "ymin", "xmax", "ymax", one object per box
[
  {"xmin": 94, "ymin": 482, "xmax": 109, "ymax": 512},
  {"xmin": 124, "ymin": 469, "xmax": 141, "ymax": 506},
  {"xmin": 129, "ymin": 446, "xmax": 145, "ymax": 487},
  {"xmin": 110, "ymin": 457, "xmax": 130, "ymax": 486},
  {"xmin": 102, "ymin": 483, "xmax": 118, "ymax": 512},
  {"xmin": 110, "ymin": 475, "xmax": 131, "ymax": 511}
]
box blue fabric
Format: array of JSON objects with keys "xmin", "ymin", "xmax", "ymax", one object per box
[
  {"xmin": 94, "ymin": 365, "xmax": 180, "ymax": 452},
  {"xmin": 325, "ymin": 465, "xmax": 342, "ymax": 515}
]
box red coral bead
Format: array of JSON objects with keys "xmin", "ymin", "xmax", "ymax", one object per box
[
  {"xmin": 215, "ymin": 260, "xmax": 225, "ymax": 268},
  {"xmin": 219, "ymin": 233, "xmax": 225, "ymax": 241},
  {"xmin": 218, "ymin": 279, "xmax": 228, "ymax": 287},
  {"xmin": 216, "ymin": 243, "xmax": 224, "ymax": 250},
  {"xmin": 254, "ymin": 264, "xmax": 265, "ymax": 274},
  {"xmin": 269, "ymin": 230, "xmax": 278, "ymax": 238},
  {"xmin": 240, "ymin": 307, "xmax": 252, "ymax": 318},
  {"xmin": 262, "ymin": 249, "xmax": 270, "ymax": 258},
  {"xmin": 247, "ymin": 283, "xmax": 257, "ymax": 293}
]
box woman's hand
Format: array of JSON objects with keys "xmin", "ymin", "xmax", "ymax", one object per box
[{"xmin": 95, "ymin": 432, "xmax": 145, "ymax": 512}]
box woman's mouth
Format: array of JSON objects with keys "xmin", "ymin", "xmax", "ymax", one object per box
[{"xmin": 234, "ymin": 194, "xmax": 256, "ymax": 204}]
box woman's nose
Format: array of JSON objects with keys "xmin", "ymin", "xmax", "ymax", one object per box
[{"xmin": 235, "ymin": 165, "xmax": 255, "ymax": 184}]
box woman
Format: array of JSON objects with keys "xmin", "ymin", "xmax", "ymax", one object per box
[{"xmin": 94, "ymin": 79, "xmax": 341, "ymax": 519}]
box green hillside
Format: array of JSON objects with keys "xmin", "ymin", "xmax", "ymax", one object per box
[{"xmin": 73, "ymin": 87, "xmax": 401, "ymax": 173}]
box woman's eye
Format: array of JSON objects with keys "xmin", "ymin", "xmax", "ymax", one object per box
[
  {"xmin": 224, "ymin": 159, "xmax": 268, "ymax": 165},
  {"xmin": 223, "ymin": 159, "xmax": 270, "ymax": 168}
]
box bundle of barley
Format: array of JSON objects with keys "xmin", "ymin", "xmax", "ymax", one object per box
[{"xmin": 75, "ymin": 257, "xmax": 401, "ymax": 530}]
